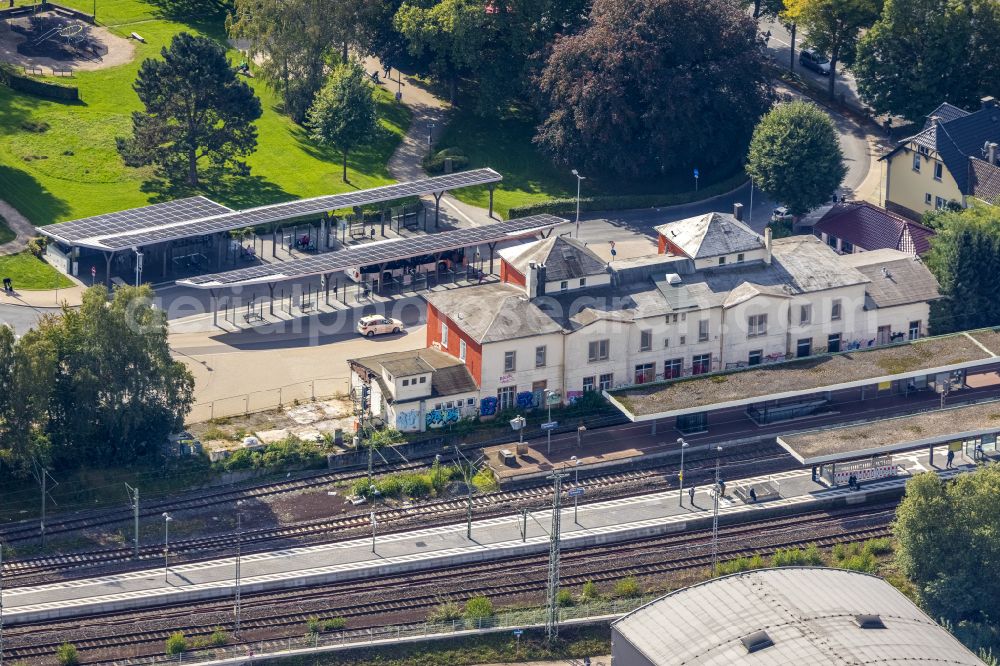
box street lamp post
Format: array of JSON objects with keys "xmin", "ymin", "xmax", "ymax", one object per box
[
  {"xmin": 571, "ymin": 170, "xmax": 585, "ymax": 238},
  {"xmin": 678, "ymin": 437, "xmax": 690, "ymax": 506},
  {"xmin": 234, "ymin": 500, "xmax": 244, "ymax": 637},
  {"xmin": 571, "ymin": 456, "xmax": 580, "ymax": 524},
  {"xmin": 162, "ymin": 512, "xmax": 172, "ymax": 582}
]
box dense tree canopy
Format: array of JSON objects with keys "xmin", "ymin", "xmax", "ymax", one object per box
[
  {"xmin": 854, "ymin": 0, "xmax": 1000, "ymax": 122},
  {"xmin": 895, "ymin": 467, "xmax": 1000, "ymax": 625},
  {"xmin": 533, "ymin": 0, "xmax": 773, "ymax": 179},
  {"xmin": 746, "ymin": 101, "xmax": 846, "ymax": 216},
  {"xmin": 925, "ymin": 205, "xmax": 1000, "ymax": 334},
  {"xmin": 308, "ymin": 62, "xmax": 379, "ymax": 183},
  {"xmin": 781, "ymin": 0, "xmax": 881, "ymax": 101},
  {"xmin": 0, "ymin": 286, "xmax": 194, "ymax": 474},
  {"xmin": 117, "ymin": 33, "xmax": 262, "ymax": 189},
  {"xmin": 395, "ymin": 0, "xmax": 587, "ymax": 114},
  {"xmin": 227, "ymin": 0, "xmax": 352, "ymax": 123}
]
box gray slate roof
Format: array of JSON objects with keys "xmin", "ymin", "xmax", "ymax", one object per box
[
  {"xmin": 612, "ymin": 567, "xmax": 986, "ymax": 666},
  {"xmin": 970, "ymin": 156, "xmax": 1000, "ymax": 204},
  {"xmin": 654, "ymin": 212, "xmax": 764, "ymax": 259},
  {"xmin": 840, "ymin": 249, "xmax": 941, "ymax": 308},
  {"xmin": 889, "ymin": 99, "xmax": 1000, "ymax": 194},
  {"xmin": 349, "ymin": 348, "xmax": 478, "ymax": 402},
  {"xmin": 500, "ymin": 235, "xmax": 607, "ymax": 282},
  {"xmin": 424, "ymin": 283, "xmax": 565, "ymax": 344}
]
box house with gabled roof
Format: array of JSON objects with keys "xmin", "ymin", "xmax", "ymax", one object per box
[
  {"xmin": 814, "ymin": 201, "xmax": 936, "ymax": 257},
  {"xmin": 881, "ymin": 97, "xmax": 1000, "ymax": 219}
]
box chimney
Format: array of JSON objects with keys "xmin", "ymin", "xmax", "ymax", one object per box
[
  {"xmin": 733, "ymin": 203, "xmax": 744, "ymax": 222},
  {"xmin": 982, "ymin": 96, "xmax": 997, "ymax": 110},
  {"xmin": 989, "ymin": 142, "xmax": 998, "ymax": 165},
  {"xmin": 537, "ymin": 264, "xmax": 547, "ymax": 297},
  {"xmin": 525, "ymin": 260, "xmax": 536, "ymax": 297},
  {"xmin": 764, "ymin": 227, "xmax": 773, "ymax": 265},
  {"xmin": 929, "ymin": 115, "xmax": 942, "ymax": 127}
]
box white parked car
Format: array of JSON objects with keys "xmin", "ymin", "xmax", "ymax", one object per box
[{"xmin": 357, "ymin": 315, "xmax": 404, "ymax": 337}]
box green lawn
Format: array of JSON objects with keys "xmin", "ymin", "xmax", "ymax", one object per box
[
  {"xmin": 437, "ymin": 105, "xmax": 744, "ymax": 217},
  {"xmin": 0, "ymin": 252, "xmax": 74, "ymax": 289},
  {"xmin": 0, "ymin": 216, "xmax": 14, "ymax": 244},
  {"xmin": 0, "ymin": 0, "xmax": 411, "ymax": 225}
]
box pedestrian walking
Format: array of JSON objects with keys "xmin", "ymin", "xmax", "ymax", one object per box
[
  {"xmin": 749, "ymin": 487, "xmax": 757, "ymax": 503},
  {"xmin": 946, "ymin": 449, "xmax": 955, "ymax": 469},
  {"xmin": 718, "ymin": 480, "xmax": 726, "ymax": 498},
  {"xmin": 688, "ymin": 486, "xmax": 695, "ymax": 505}
]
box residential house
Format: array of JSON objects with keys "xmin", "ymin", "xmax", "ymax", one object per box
[
  {"xmin": 419, "ymin": 212, "xmax": 940, "ymax": 415},
  {"xmin": 814, "ymin": 201, "xmax": 935, "ymax": 256},
  {"xmin": 881, "ymin": 97, "xmax": 1000, "ymax": 219},
  {"xmin": 348, "ymin": 348, "xmax": 479, "ymax": 433}
]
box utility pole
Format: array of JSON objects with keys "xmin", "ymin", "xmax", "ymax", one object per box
[
  {"xmin": 711, "ymin": 446, "xmax": 723, "ymax": 576},
  {"xmin": 234, "ymin": 500, "xmax": 244, "ymax": 637},
  {"xmin": 125, "ymin": 483, "xmax": 140, "ymax": 559},
  {"xmin": 1, "ymin": 539, "xmax": 5, "ymax": 666},
  {"xmin": 453, "ymin": 447, "xmax": 483, "ymax": 540},
  {"xmin": 35, "ymin": 464, "xmax": 56, "ymax": 548},
  {"xmin": 546, "ymin": 470, "xmax": 568, "ymax": 641}
]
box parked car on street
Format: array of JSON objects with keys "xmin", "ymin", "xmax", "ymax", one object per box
[
  {"xmin": 357, "ymin": 315, "xmax": 404, "ymax": 337},
  {"xmin": 799, "ymin": 48, "xmax": 831, "ymax": 75}
]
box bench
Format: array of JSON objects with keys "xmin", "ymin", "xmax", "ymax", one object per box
[
  {"xmin": 51, "ymin": 65, "xmax": 73, "ymax": 77},
  {"xmin": 243, "ymin": 312, "xmax": 265, "ymax": 324},
  {"xmin": 130, "ymin": 31, "xmax": 145, "ymax": 42},
  {"xmin": 23, "ymin": 64, "xmax": 43, "ymax": 76},
  {"xmin": 300, "ymin": 300, "xmax": 314, "ymax": 313}
]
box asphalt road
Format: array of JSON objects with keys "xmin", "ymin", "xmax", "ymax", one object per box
[{"xmin": 0, "ymin": 304, "xmax": 59, "ymax": 335}]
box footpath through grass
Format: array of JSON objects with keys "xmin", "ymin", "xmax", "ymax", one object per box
[
  {"xmin": 0, "ymin": 215, "xmax": 14, "ymax": 244},
  {"xmin": 436, "ymin": 105, "xmax": 745, "ymax": 218},
  {"xmin": 0, "ymin": 252, "xmax": 74, "ymax": 289},
  {"xmin": 0, "ymin": 0, "xmax": 410, "ymax": 226}
]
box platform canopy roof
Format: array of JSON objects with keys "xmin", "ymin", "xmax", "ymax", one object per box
[
  {"xmin": 777, "ymin": 399, "xmax": 1000, "ymax": 465},
  {"xmin": 39, "ymin": 169, "xmax": 503, "ymax": 251},
  {"xmin": 178, "ymin": 213, "xmax": 565, "ymax": 289},
  {"xmin": 604, "ymin": 329, "xmax": 1000, "ymax": 421}
]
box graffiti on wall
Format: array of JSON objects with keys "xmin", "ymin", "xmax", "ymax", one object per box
[
  {"xmin": 426, "ymin": 407, "xmax": 461, "ymax": 429},
  {"xmin": 396, "ymin": 409, "xmax": 420, "ymax": 431},
  {"xmin": 566, "ymin": 391, "xmax": 584, "ymax": 404},
  {"xmin": 516, "ymin": 391, "xmax": 534, "ymax": 409},
  {"xmin": 480, "ymin": 396, "xmax": 498, "ymax": 416}
]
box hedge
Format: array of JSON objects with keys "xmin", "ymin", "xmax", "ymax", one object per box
[
  {"xmin": 0, "ymin": 64, "xmax": 79, "ymax": 102},
  {"xmin": 507, "ymin": 171, "xmax": 748, "ymax": 218}
]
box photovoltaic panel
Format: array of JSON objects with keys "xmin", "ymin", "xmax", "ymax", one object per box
[
  {"xmin": 42, "ymin": 169, "xmax": 502, "ymax": 250},
  {"xmin": 40, "ymin": 197, "xmax": 232, "ymax": 244},
  {"xmin": 179, "ymin": 214, "xmax": 564, "ymax": 289}
]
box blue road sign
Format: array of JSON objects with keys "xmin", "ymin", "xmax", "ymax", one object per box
[
  {"xmin": 513, "ymin": 629, "xmax": 524, "ymax": 637},
  {"xmin": 568, "ymin": 487, "xmax": 585, "ymax": 497},
  {"xmin": 541, "ymin": 421, "xmax": 559, "ymax": 430},
  {"xmin": 693, "ymin": 168, "xmax": 700, "ymax": 178}
]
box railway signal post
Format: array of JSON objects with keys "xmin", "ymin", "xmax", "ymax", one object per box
[
  {"xmin": 452, "ymin": 446, "xmax": 484, "ymax": 540},
  {"xmin": 711, "ymin": 446, "xmax": 723, "ymax": 576},
  {"xmin": 125, "ymin": 483, "xmax": 140, "ymax": 559},
  {"xmin": 678, "ymin": 438, "xmax": 689, "ymax": 507}
]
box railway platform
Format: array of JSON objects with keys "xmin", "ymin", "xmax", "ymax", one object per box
[{"xmin": 4, "ymin": 444, "xmax": 973, "ymax": 625}]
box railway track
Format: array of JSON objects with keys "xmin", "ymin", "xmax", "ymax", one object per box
[
  {"xmin": 3, "ymin": 445, "xmax": 791, "ymax": 582},
  {"xmin": 4, "ymin": 503, "xmax": 896, "ymax": 663}
]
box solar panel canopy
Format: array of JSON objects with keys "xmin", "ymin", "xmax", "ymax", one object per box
[
  {"xmin": 38, "ymin": 170, "xmax": 502, "ymax": 251},
  {"xmin": 179, "ymin": 214, "xmax": 564, "ymax": 289}
]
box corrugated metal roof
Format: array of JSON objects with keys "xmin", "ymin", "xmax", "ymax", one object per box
[{"xmin": 612, "ymin": 568, "xmax": 986, "ymax": 666}]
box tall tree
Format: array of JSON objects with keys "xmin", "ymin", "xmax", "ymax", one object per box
[
  {"xmin": 746, "ymin": 101, "xmax": 846, "ymax": 216},
  {"xmin": 854, "ymin": 0, "xmax": 1000, "ymax": 122},
  {"xmin": 925, "ymin": 205, "xmax": 1000, "ymax": 334},
  {"xmin": 227, "ymin": 0, "xmax": 353, "ymax": 123},
  {"xmin": 895, "ymin": 467, "xmax": 1000, "ymax": 624},
  {"xmin": 781, "ymin": 0, "xmax": 881, "ymax": 101},
  {"xmin": 745, "ymin": 0, "xmax": 785, "ymax": 19},
  {"xmin": 30, "ymin": 285, "xmax": 195, "ymax": 466},
  {"xmin": 308, "ymin": 62, "xmax": 379, "ymax": 183},
  {"xmin": 533, "ymin": 0, "xmax": 773, "ymax": 179},
  {"xmin": 0, "ymin": 325, "xmax": 55, "ymax": 475},
  {"xmin": 117, "ymin": 33, "xmax": 262, "ymax": 189}
]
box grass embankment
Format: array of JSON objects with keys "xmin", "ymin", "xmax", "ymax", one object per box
[
  {"xmin": 0, "ymin": 215, "xmax": 15, "ymax": 244},
  {"xmin": 434, "ymin": 105, "xmax": 745, "ymax": 218},
  {"xmin": 0, "ymin": 0, "xmax": 410, "ymax": 225},
  {"xmin": 0, "ymin": 252, "xmax": 74, "ymax": 289}
]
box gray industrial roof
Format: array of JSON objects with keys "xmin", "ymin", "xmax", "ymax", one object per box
[
  {"xmin": 655, "ymin": 212, "xmax": 765, "ymax": 259},
  {"xmin": 840, "ymin": 250, "xmax": 941, "ymax": 308},
  {"xmin": 612, "ymin": 567, "xmax": 986, "ymax": 666},
  {"xmin": 349, "ymin": 348, "xmax": 478, "ymax": 402},
  {"xmin": 498, "ymin": 235, "xmax": 607, "ymax": 282}
]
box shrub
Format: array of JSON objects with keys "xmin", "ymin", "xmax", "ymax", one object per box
[
  {"xmin": 579, "ymin": 580, "xmax": 600, "ymax": 602},
  {"xmin": 556, "ymin": 589, "xmax": 575, "ymax": 607},
  {"xmin": 208, "ymin": 628, "xmax": 229, "ymax": 647},
  {"xmin": 471, "ymin": 467, "xmax": 499, "ymax": 492},
  {"xmin": 771, "ymin": 545, "xmax": 824, "ymax": 567},
  {"xmin": 428, "ymin": 601, "xmax": 462, "ymax": 623},
  {"xmin": 463, "ymin": 595, "xmax": 494, "ymax": 619},
  {"xmin": 839, "ymin": 552, "xmax": 878, "ymax": 573},
  {"xmin": 716, "ymin": 553, "xmax": 765, "ymax": 575},
  {"xmin": 613, "ymin": 576, "xmax": 641, "ymax": 598},
  {"xmin": 423, "ymin": 147, "xmax": 470, "ymax": 174},
  {"xmin": 26, "ymin": 236, "xmax": 47, "ymax": 258},
  {"xmin": 321, "ymin": 617, "xmax": 347, "ymax": 631},
  {"xmin": 400, "ymin": 472, "xmax": 433, "ymax": 498},
  {"xmin": 57, "ymin": 643, "xmax": 79, "ymax": 666},
  {"xmin": 201, "ymin": 426, "xmax": 229, "ymax": 441},
  {"xmin": 862, "ymin": 537, "xmax": 893, "ymax": 556},
  {"xmin": 165, "ymin": 632, "xmax": 187, "ymax": 655},
  {"xmin": 307, "ymin": 616, "xmax": 321, "ymax": 634}
]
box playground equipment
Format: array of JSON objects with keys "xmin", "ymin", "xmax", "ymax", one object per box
[{"xmin": 12, "ymin": 12, "xmax": 108, "ymax": 60}]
